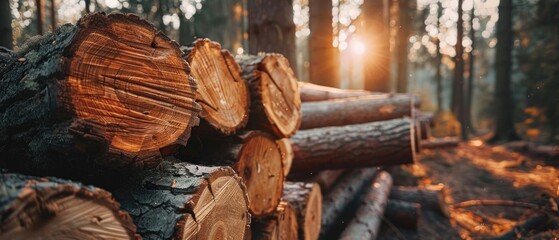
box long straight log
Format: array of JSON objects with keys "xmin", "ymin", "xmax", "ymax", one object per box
[
  {"xmin": 112, "ymin": 161, "xmax": 250, "ymax": 240},
  {"xmin": 339, "ymin": 171, "xmax": 393, "ymax": 240},
  {"xmin": 0, "ymin": 13, "xmax": 200, "ymax": 178},
  {"xmin": 320, "ymin": 168, "xmax": 378, "ymax": 238},
  {"xmin": 290, "ymin": 118, "xmax": 416, "ymax": 172},
  {"xmin": 282, "ymin": 182, "xmax": 322, "ymax": 240},
  {"xmin": 384, "ymin": 200, "xmax": 420, "ymax": 229},
  {"xmin": 300, "ymin": 95, "xmax": 413, "ymax": 130},
  {"xmin": 389, "ymin": 185, "xmax": 448, "ymax": 215},
  {"xmin": 181, "ymin": 131, "xmax": 284, "ymax": 216},
  {"xmin": 237, "ymin": 54, "xmax": 301, "ymax": 137},
  {"xmin": 182, "ymin": 39, "xmax": 250, "ymax": 135},
  {"xmin": 0, "ymin": 173, "xmax": 138, "ymax": 239},
  {"xmin": 251, "ymin": 201, "xmax": 298, "ymax": 240}
]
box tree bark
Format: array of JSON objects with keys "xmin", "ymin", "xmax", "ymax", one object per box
[
  {"xmin": 361, "ymin": 0, "xmax": 390, "ymax": 92},
  {"xmin": 277, "ymin": 138, "xmax": 294, "ymax": 177},
  {"xmin": 111, "ymin": 161, "xmax": 250, "ymax": 240},
  {"xmin": 290, "ymin": 118, "xmax": 416, "ymax": 172},
  {"xmin": 300, "ymin": 95, "xmax": 414, "ymax": 130},
  {"xmin": 389, "ymin": 185, "xmax": 448, "ymax": 215},
  {"xmin": 396, "ymin": 0, "xmax": 412, "ymax": 93},
  {"xmin": 282, "ymin": 182, "xmax": 322, "ymax": 240},
  {"xmin": 320, "ymin": 168, "xmax": 378, "ymax": 238},
  {"xmin": 181, "ymin": 131, "xmax": 284, "ymax": 217},
  {"xmin": 453, "ymin": 0, "xmax": 467, "ymax": 140},
  {"xmin": 311, "ymin": 169, "xmax": 345, "ymax": 194},
  {"xmin": 0, "ymin": 173, "xmax": 138, "ymax": 239},
  {"xmin": 0, "ymin": 0, "xmax": 12, "ymax": 49},
  {"xmin": 339, "ymin": 171, "xmax": 393, "ymax": 240},
  {"xmin": 237, "ymin": 54, "xmax": 302, "ymax": 138},
  {"xmin": 308, "ymin": 0, "xmax": 339, "ymax": 87},
  {"xmin": 183, "ymin": 39, "xmax": 250, "ymax": 135},
  {"xmin": 247, "ymin": 0, "xmax": 296, "ymax": 73},
  {"xmin": 0, "ymin": 13, "xmax": 200, "ymax": 179},
  {"xmin": 384, "ymin": 200, "xmax": 420, "ymax": 229},
  {"xmin": 251, "ymin": 201, "xmax": 298, "ymax": 240},
  {"xmin": 435, "ymin": 1, "xmax": 443, "ymax": 113}
]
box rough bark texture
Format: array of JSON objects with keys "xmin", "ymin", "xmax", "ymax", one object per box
[
  {"xmin": 389, "ymin": 185, "xmax": 447, "ymax": 215},
  {"xmin": 111, "ymin": 161, "xmax": 250, "ymax": 240},
  {"xmin": 290, "ymin": 118, "xmax": 416, "ymax": 172},
  {"xmin": 276, "ymin": 138, "xmax": 294, "ymax": 177},
  {"xmin": 320, "ymin": 168, "xmax": 378, "ymax": 238},
  {"xmin": 384, "ymin": 200, "xmax": 420, "ymax": 229},
  {"xmin": 237, "ymin": 54, "xmax": 301, "ymax": 138},
  {"xmin": 182, "ymin": 39, "xmax": 250, "ymax": 135},
  {"xmin": 300, "ymin": 95, "xmax": 413, "ymax": 130},
  {"xmin": 0, "ymin": 172, "xmax": 138, "ymax": 239},
  {"xmin": 282, "ymin": 182, "xmax": 322, "ymax": 240},
  {"xmin": 311, "ymin": 169, "xmax": 345, "ymax": 194},
  {"xmin": 181, "ymin": 131, "xmax": 284, "ymax": 217},
  {"xmin": 247, "ymin": 0, "xmax": 296, "ymax": 72},
  {"xmin": 0, "ymin": 13, "xmax": 200, "ymax": 179},
  {"xmin": 339, "ymin": 171, "xmax": 393, "ymax": 240},
  {"xmin": 308, "ymin": 0, "xmax": 339, "ymax": 87},
  {"xmin": 251, "ymin": 201, "xmax": 298, "ymax": 240}
]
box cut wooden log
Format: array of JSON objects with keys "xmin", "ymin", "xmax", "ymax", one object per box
[
  {"xmin": 320, "ymin": 168, "xmax": 378, "ymax": 238},
  {"xmin": 182, "ymin": 39, "xmax": 250, "ymax": 135},
  {"xmin": 339, "ymin": 171, "xmax": 393, "ymax": 240},
  {"xmin": 311, "ymin": 169, "xmax": 345, "ymax": 193},
  {"xmin": 300, "ymin": 95, "xmax": 414, "ymax": 130},
  {"xmin": 0, "ymin": 173, "xmax": 138, "ymax": 239},
  {"xmin": 277, "ymin": 138, "xmax": 294, "ymax": 177},
  {"xmin": 237, "ymin": 54, "xmax": 301, "ymax": 137},
  {"xmin": 112, "ymin": 161, "xmax": 250, "ymax": 240},
  {"xmin": 421, "ymin": 137, "xmax": 460, "ymax": 149},
  {"xmin": 389, "ymin": 185, "xmax": 448, "ymax": 215},
  {"xmin": 384, "ymin": 200, "xmax": 420, "ymax": 229},
  {"xmin": 0, "ymin": 13, "xmax": 200, "ymax": 178},
  {"xmin": 181, "ymin": 131, "xmax": 284, "ymax": 216},
  {"xmin": 282, "ymin": 182, "xmax": 322, "ymax": 240},
  {"xmin": 251, "ymin": 201, "xmax": 298, "ymax": 240},
  {"xmin": 290, "ymin": 118, "xmax": 416, "ymax": 172}
]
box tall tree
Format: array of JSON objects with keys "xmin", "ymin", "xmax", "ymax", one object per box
[
  {"xmin": 361, "ymin": 0, "xmax": 390, "ymax": 92},
  {"xmin": 0, "ymin": 0, "xmax": 12, "ymax": 49},
  {"xmin": 308, "ymin": 0, "xmax": 339, "ymax": 87},
  {"xmin": 435, "ymin": 0, "xmax": 443, "ymax": 112},
  {"xmin": 490, "ymin": 0, "xmax": 519, "ymax": 142},
  {"xmin": 36, "ymin": 0, "xmax": 44, "ymax": 35},
  {"xmin": 452, "ymin": 0, "xmax": 466, "ymax": 140},
  {"xmin": 464, "ymin": 3, "xmax": 476, "ymax": 135},
  {"xmin": 395, "ymin": 0, "xmax": 413, "ymax": 93},
  {"xmin": 248, "ymin": 0, "xmax": 296, "ymax": 73}
]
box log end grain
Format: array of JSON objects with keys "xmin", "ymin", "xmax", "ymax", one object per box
[
  {"xmin": 276, "ymin": 138, "xmax": 294, "ymax": 177},
  {"xmin": 283, "ymin": 182, "xmax": 322, "ymax": 240},
  {"xmin": 252, "ymin": 201, "xmax": 298, "ymax": 240}
]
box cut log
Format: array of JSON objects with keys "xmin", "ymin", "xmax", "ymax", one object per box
[
  {"xmin": 389, "ymin": 185, "xmax": 448, "ymax": 215},
  {"xmin": 237, "ymin": 54, "xmax": 301, "ymax": 137},
  {"xmin": 251, "ymin": 201, "xmax": 298, "ymax": 240},
  {"xmin": 290, "ymin": 118, "xmax": 416, "ymax": 172},
  {"xmin": 181, "ymin": 131, "xmax": 284, "ymax": 216},
  {"xmin": 311, "ymin": 169, "xmax": 345, "ymax": 193},
  {"xmin": 0, "ymin": 13, "xmax": 200, "ymax": 178},
  {"xmin": 282, "ymin": 182, "xmax": 322, "ymax": 240},
  {"xmin": 421, "ymin": 137, "xmax": 460, "ymax": 149},
  {"xmin": 339, "ymin": 171, "xmax": 393, "ymax": 240},
  {"xmin": 300, "ymin": 95, "xmax": 414, "ymax": 130},
  {"xmin": 182, "ymin": 39, "xmax": 250, "ymax": 135},
  {"xmin": 277, "ymin": 138, "xmax": 294, "ymax": 177},
  {"xmin": 320, "ymin": 168, "xmax": 378, "ymax": 237},
  {"xmin": 384, "ymin": 200, "xmax": 420, "ymax": 229},
  {"xmin": 0, "ymin": 173, "xmax": 138, "ymax": 239},
  {"xmin": 112, "ymin": 161, "xmax": 250, "ymax": 240}
]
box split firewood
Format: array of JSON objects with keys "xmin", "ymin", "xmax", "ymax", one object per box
[
  {"xmin": 0, "ymin": 173, "xmax": 138, "ymax": 239},
  {"xmin": 251, "ymin": 201, "xmax": 298, "ymax": 240},
  {"xmin": 339, "ymin": 171, "xmax": 393, "ymax": 240},
  {"xmin": 320, "ymin": 168, "xmax": 378, "ymax": 238},
  {"xmin": 0, "ymin": 13, "xmax": 200, "ymax": 178},
  {"xmin": 389, "ymin": 185, "xmax": 448, "ymax": 215},
  {"xmin": 384, "ymin": 200, "xmax": 420, "ymax": 229},
  {"xmin": 421, "ymin": 137, "xmax": 460, "ymax": 149},
  {"xmin": 181, "ymin": 131, "xmax": 284, "ymax": 216},
  {"xmin": 311, "ymin": 169, "xmax": 345, "ymax": 194},
  {"xmin": 111, "ymin": 161, "xmax": 250, "ymax": 240},
  {"xmin": 299, "ymin": 95, "xmax": 414, "ymax": 130},
  {"xmin": 237, "ymin": 54, "xmax": 302, "ymax": 138},
  {"xmin": 182, "ymin": 39, "xmax": 250, "ymax": 135},
  {"xmin": 282, "ymin": 182, "xmax": 322, "ymax": 240},
  {"xmin": 277, "ymin": 138, "xmax": 294, "ymax": 177},
  {"xmin": 290, "ymin": 118, "xmax": 416, "ymax": 172}
]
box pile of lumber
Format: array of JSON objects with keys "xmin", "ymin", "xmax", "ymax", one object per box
[{"xmin": 0, "ymin": 12, "xmax": 444, "ymax": 240}]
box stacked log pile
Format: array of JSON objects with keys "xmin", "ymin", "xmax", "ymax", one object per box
[{"xmin": 0, "ymin": 12, "xmax": 445, "ymax": 240}]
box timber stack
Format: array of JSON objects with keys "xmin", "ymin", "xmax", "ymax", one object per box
[{"xmin": 0, "ymin": 12, "xmax": 444, "ymax": 240}]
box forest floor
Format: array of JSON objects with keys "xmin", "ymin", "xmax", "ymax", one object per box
[{"xmin": 379, "ymin": 141, "xmax": 559, "ymax": 240}]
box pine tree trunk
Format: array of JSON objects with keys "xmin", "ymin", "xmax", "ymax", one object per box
[
  {"xmin": 0, "ymin": 13, "xmax": 200, "ymax": 179},
  {"xmin": 237, "ymin": 54, "xmax": 302, "ymax": 138},
  {"xmin": 300, "ymin": 95, "xmax": 414, "ymax": 130},
  {"xmin": 183, "ymin": 39, "xmax": 250, "ymax": 135},
  {"xmin": 290, "ymin": 118, "xmax": 416, "ymax": 172},
  {"xmin": 435, "ymin": 1, "xmax": 443, "ymax": 113},
  {"xmin": 396, "ymin": 0, "xmax": 411, "ymax": 93},
  {"xmin": 282, "ymin": 182, "xmax": 322, "ymax": 240},
  {"xmin": 309, "ymin": 0, "xmax": 339, "ymax": 87},
  {"xmin": 361, "ymin": 0, "xmax": 390, "ymax": 92},
  {"xmin": 0, "ymin": 173, "xmax": 138, "ymax": 239},
  {"xmin": 251, "ymin": 201, "xmax": 298, "ymax": 240},
  {"xmin": 0, "ymin": 0, "xmax": 13, "ymax": 49}
]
